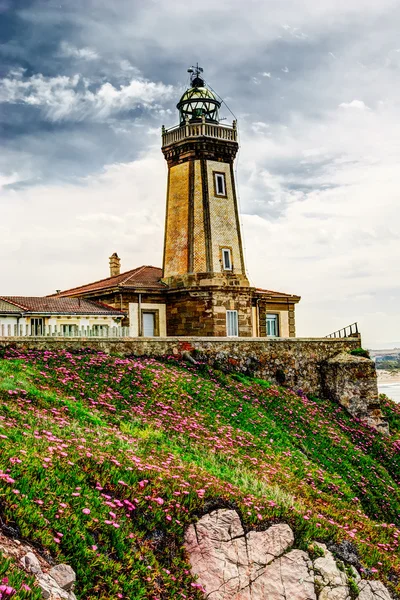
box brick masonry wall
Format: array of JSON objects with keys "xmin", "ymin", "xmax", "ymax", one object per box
[
  {"xmin": 163, "ymin": 162, "xmax": 190, "ymax": 278},
  {"xmin": 206, "ymin": 160, "xmax": 243, "ymax": 275},
  {"xmin": 193, "ymin": 160, "xmax": 207, "ymax": 273},
  {"xmin": 166, "ymin": 289, "xmax": 253, "ymax": 337}
]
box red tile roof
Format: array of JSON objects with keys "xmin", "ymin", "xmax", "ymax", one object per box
[
  {"xmin": 255, "ymin": 288, "xmax": 301, "ymax": 301},
  {"xmin": 0, "ymin": 296, "xmax": 125, "ymax": 316},
  {"xmin": 51, "ymin": 266, "xmax": 165, "ymax": 297}
]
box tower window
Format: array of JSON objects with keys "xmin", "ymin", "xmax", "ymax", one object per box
[
  {"xmin": 222, "ymin": 248, "xmax": 232, "ymax": 270},
  {"xmin": 214, "ymin": 172, "xmax": 226, "ymax": 197},
  {"xmin": 226, "ymin": 310, "xmax": 239, "ymax": 337}
]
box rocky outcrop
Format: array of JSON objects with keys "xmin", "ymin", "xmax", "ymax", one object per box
[
  {"xmin": 23, "ymin": 556, "xmax": 77, "ymax": 600},
  {"xmin": 0, "ymin": 531, "xmax": 77, "ymax": 599},
  {"xmin": 184, "ymin": 509, "xmax": 393, "ymax": 600},
  {"xmin": 321, "ymin": 353, "xmax": 388, "ymax": 434}
]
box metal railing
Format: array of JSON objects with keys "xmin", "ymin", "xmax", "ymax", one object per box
[
  {"xmin": 0, "ymin": 325, "xmax": 132, "ymax": 338},
  {"xmin": 326, "ymin": 322, "xmax": 359, "ymax": 338},
  {"xmin": 162, "ymin": 120, "xmax": 237, "ymax": 147}
]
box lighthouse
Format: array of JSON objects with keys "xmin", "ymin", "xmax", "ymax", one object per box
[{"xmin": 162, "ymin": 65, "xmax": 249, "ymax": 291}]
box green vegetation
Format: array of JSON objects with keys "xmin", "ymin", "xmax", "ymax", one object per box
[
  {"xmin": 374, "ymin": 351, "xmax": 400, "ymax": 370},
  {"xmin": 0, "ymin": 347, "xmax": 399, "ymax": 599},
  {"xmin": 349, "ymin": 348, "xmax": 370, "ymax": 359}
]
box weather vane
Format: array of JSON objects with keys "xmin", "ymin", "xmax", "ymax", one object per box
[{"xmin": 187, "ymin": 63, "xmax": 204, "ymax": 87}]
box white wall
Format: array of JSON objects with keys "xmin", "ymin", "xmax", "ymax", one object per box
[
  {"xmin": 0, "ymin": 316, "xmax": 19, "ymax": 336},
  {"xmin": 0, "ymin": 315, "xmax": 121, "ymax": 336}
]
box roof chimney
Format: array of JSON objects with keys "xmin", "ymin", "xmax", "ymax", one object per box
[{"xmin": 109, "ymin": 252, "xmax": 121, "ymax": 277}]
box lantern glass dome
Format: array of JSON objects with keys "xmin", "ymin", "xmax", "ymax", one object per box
[{"xmin": 177, "ymin": 83, "xmax": 221, "ymax": 125}]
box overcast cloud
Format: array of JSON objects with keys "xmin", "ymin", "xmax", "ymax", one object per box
[{"xmin": 1, "ymin": 0, "xmax": 399, "ymax": 347}]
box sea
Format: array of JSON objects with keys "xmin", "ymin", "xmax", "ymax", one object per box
[{"xmin": 378, "ymin": 383, "xmax": 400, "ymax": 403}]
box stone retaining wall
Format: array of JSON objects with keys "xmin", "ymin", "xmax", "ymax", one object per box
[
  {"xmin": 0, "ymin": 336, "xmax": 359, "ymax": 394},
  {"xmin": 0, "ymin": 336, "xmax": 386, "ymax": 432}
]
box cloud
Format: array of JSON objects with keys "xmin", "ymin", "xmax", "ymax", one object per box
[
  {"xmin": 0, "ymin": 149, "xmax": 167, "ymax": 295},
  {"xmin": 0, "ymin": 69, "xmax": 174, "ymax": 121},
  {"xmin": 59, "ymin": 41, "xmax": 99, "ymax": 61},
  {"xmin": 339, "ymin": 99, "xmax": 369, "ymax": 110}
]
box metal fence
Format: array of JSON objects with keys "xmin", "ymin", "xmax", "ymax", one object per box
[{"xmin": 325, "ymin": 322, "xmax": 359, "ymax": 338}]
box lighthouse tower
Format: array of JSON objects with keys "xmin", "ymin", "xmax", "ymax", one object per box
[
  {"xmin": 162, "ymin": 66, "xmax": 249, "ymax": 290},
  {"xmin": 161, "ymin": 66, "xmax": 254, "ymax": 337}
]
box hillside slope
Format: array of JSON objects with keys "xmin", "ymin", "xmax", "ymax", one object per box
[{"xmin": 0, "ymin": 347, "xmax": 399, "ymax": 599}]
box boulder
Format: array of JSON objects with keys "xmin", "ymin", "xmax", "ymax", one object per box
[
  {"xmin": 313, "ymin": 543, "xmax": 350, "ymax": 600},
  {"xmin": 251, "ymin": 549, "xmax": 316, "ymax": 600},
  {"xmin": 20, "ymin": 551, "xmax": 42, "ymax": 575},
  {"xmin": 357, "ymin": 580, "xmax": 392, "ymax": 600},
  {"xmin": 184, "ymin": 509, "xmax": 298, "ymax": 599},
  {"xmin": 48, "ymin": 564, "xmax": 76, "ymax": 592},
  {"xmin": 37, "ymin": 573, "xmax": 69, "ymax": 599},
  {"xmin": 184, "ymin": 511, "xmax": 393, "ymax": 600}
]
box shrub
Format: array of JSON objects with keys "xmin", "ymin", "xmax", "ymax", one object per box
[{"xmin": 350, "ymin": 348, "xmax": 370, "ymax": 359}]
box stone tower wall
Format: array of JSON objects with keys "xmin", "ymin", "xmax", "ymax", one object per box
[
  {"xmin": 163, "ymin": 161, "xmax": 190, "ymax": 278},
  {"xmin": 206, "ymin": 160, "xmax": 244, "ymax": 275}
]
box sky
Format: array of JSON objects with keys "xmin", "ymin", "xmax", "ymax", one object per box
[{"xmin": 1, "ymin": 0, "xmax": 400, "ymax": 348}]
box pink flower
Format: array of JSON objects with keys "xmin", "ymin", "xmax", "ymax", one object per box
[
  {"xmin": 155, "ymin": 497, "xmax": 164, "ymax": 505},
  {"xmin": 82, "ymin": 508, "xmax": 90, "ymax": 515}
]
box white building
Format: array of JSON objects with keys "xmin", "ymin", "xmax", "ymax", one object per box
[{"xmin": 0, "ymin": 296, "xmax": 125, "ymax": 337}]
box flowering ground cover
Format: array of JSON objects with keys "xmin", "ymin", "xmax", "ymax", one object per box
[{"xmin": 0, "ymin": 346, "xmax": 399, "ymax": 599}]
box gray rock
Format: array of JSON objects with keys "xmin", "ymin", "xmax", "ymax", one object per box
[
  {"xmin": 357, "ymin": 580, "xmax": 392, "ymax": 600},
  {"xmin": 328, "ymin": 540, "xmax": 362, "ymax": 570},
  {"xmin": 252, "ymin": 549, "xmax": 316, "ymax": 600},
  {"xmin": 313, "ymin": 543, "xmax": 350, "ymax": 600},
  {"xmin": 49, "ymin": 564, "xmax": 76, "ymax": 592},
  {"xmin": 37, "ymin": 573, "xmax": 69, "ymax": 599},
  {"xmin": 184, "ymin": 511, "xmax": 393, "ymax": 600},
  {"xmin": 185, "ymin": 509, "xmax": 305, "ymax": 600},
  {"xmin": 21, "ymin": 551, "xmax": 42, "ymax": 575}
]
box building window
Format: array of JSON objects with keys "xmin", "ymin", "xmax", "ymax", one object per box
[
  {"xmin": 226, "ymin": 310, "xmax": 239, "ymax": 337},
  {"xmin": 222, "ymin": 248, "xmax": 232, "ymax": 270},
  {"xmin": 214, "ymin": 172, "xmax": 226, "ymax": 197},
  {"xmin": 266, "ymin": 314, "xmax": 279, "ymax": 337},
  {"xmin": 142, "ymin": 312, "xmax": 156, "ymax": 337}
]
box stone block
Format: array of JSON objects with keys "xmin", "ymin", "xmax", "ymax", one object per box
[
  {"xmin": 20, "ymin": 551, "xmax": 42, "ymax": 575},
  {"xmin": 321, "ymin": 353, "xmax": 388, "ymax": 433},
  {"xmin": 49, "ymin": 564, "xmax": 76, "ymax": 591}
]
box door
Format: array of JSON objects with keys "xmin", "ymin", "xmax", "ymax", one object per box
[{"xmin": 142, "ymin": 312, "xmax": 155, "ymax": 337}]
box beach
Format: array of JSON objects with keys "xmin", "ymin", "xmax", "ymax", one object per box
[
  {"xmin": 377, "ymin": 370, "xmax": 400, "ymax": 403},
  {"xmin": 377, "ymin": 369, "xmax": 400, "ymax": 384}
]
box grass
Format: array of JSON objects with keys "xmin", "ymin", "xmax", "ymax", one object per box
[{"xmin": 0, "ymin": 347, "xmax": 399, "ymax": 599}]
